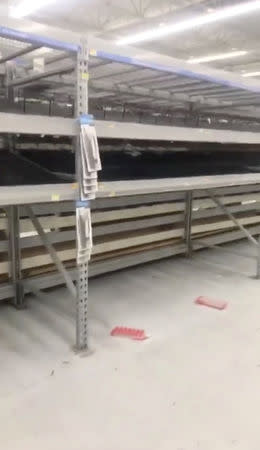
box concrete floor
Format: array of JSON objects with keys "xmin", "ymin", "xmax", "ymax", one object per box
[{"xmin": 1, "ymin": 241, "xmax": 260, "ymax": 450}]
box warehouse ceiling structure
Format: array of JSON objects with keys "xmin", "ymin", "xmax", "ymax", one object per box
[{"xmin": 5, "ymin": 0, "xmax": 260, "ymax": 73}]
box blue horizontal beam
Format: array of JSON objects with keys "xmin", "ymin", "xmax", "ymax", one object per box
[
  {"xmin": 0, "ymin": 26, "xmax": 79, "ymax": 53},
  {"xmin": 95, "ymin": 50, "xmax": 260, "ymax": 95}
]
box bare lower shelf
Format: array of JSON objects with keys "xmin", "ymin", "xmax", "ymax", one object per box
[
  {"xmin": 0, "ymin": 225, "xmax": 259, "ymax": 301},
  {"xmin": 1, "ymin": 173, "xmax": 260, "ymax": 206}
]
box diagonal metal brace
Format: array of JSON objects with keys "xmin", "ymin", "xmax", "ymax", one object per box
[
  {"xmin": 25, "ymin": 206, "xmax": 77, "ymax": 298},
  {"xmin": 207, "ymin": 190, "xmax": 258, "ymax": 246}
]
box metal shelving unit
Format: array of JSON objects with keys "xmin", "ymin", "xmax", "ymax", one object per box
[
  {"xmin": 1, "ymin": 26, "xmax": 260, "ymax": 350},
  {"xmin": 0, "ymin": 27, "xmax": 92, "ymax": 351},
  {"xmin": 83, "ymin": 40, "xmax": 260, "ymax": 280}
]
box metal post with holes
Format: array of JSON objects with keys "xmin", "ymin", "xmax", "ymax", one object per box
[
  {"xmin": 8, "ymin": 206, "xmax": 24, "ymax": 308},
  {"xmin": 75, "ymin": 40, "xmax": 89, "ymax": 351},
  {"xmin": 184, "ymin": 191, "xmax": 193, "ymax": 257},
  {"xmin": 256, "ymin": 236, "xmax": 260, "ymax": 279}
]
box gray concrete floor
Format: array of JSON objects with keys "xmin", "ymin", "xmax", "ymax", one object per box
[{"xmin": 1, "ymin": 241, "xmax": 260, "ymax": 450}]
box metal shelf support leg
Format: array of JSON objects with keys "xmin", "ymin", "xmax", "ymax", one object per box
[
  {"xmin": 76, "ymin": 263, "xmax": 89, "ymax": 350},
  {"xmin": 76, "ymin": 40, "xmax": 89, "ymax": 351},
  {"xmin": 256, "ymin": 236, "xmax": 260, "ymax": 279},
  {"xmin": 184, "ymin": 191, "xmax": 193, "ymax": 257},
  {"xmin": 8, "ymin": 205, "xmax": 24, "ymax": 308}
]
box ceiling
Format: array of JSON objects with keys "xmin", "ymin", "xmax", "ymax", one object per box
[{"xmin": 6, "ymin": 0, "xmax": 260, "ymax": 75}]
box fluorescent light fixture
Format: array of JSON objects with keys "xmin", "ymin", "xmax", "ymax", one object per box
[
  {"xmin": 10, "ymin": 0, "xmax": 56, "ymax": 18},
  {"xmin": 188, "ymin": 50, "xmax": 248, "ymax": 64},
  {"xmin": 117, "ymin": 0, "xmax": 260, "ymax": 45},
  {"xmin": 242, "ymin": 71, "xmax": 260, "ymax": 77}
]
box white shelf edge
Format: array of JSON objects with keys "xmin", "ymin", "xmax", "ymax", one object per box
[{"xmin": 96, "ymin": 121, "xmax": 260, "ymax": 144}]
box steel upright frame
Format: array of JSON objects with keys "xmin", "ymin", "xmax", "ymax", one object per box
[
  {"xmin": 75, "ymin": 40, "xmax": 90, "ymax": 350},
  {"xmin": 7, "ymin": 205, "xmax": 24, "ymax": 308}
]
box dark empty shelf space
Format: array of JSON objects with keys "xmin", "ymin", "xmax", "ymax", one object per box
[
  {"xmin": 0, "ymin": 152, "xmax": 71, "ymax": 186},
  {"xmin": 20, "ymin": 140, "xmax": 260, "ymax": 183}
]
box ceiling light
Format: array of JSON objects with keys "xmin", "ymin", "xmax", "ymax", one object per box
[
  {"xmin": 188, "ymin": 50, "xmax": 248, "ymax": 64},
  {"xmin": 10, "ymin": 0, "xmax": 56, "ymax": 18},
  {"xmin": 242, "ymin": 71, "xmax": 260, "ymax": 77},
  {"xmin": 117, "ymin": 0, "xmax": 260, "ymax": 45}
]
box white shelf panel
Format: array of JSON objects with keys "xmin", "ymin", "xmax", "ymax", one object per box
[
  {"xmin": 0, "ymin": 113, "xmax": 76, "ymax": 136},
  {"xmin": 0, "ymin": 113, "xmax": 260, "ymax": 144},
  {"xmin": 0, "ymin": 183, "xmax": 77, "ymax": 206},
  {"xmin": 98, "ymin": 174, "xmax": 260, "ymax": 198},
  {"xmin": 96, "ymin": 121, "xmax": 260, "ymax": 144},
  {"xmin": 1, "ymin": 174, "xmax": 260, "ymax": 207}
]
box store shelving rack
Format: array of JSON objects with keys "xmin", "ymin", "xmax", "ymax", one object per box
[
  {"xmin": 1, "ymin": 26, "xmax": 260, "ymax": 350},
  {"xmin": 0, "ymin": 26, "xmax": 91, "ymax": 351}
]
